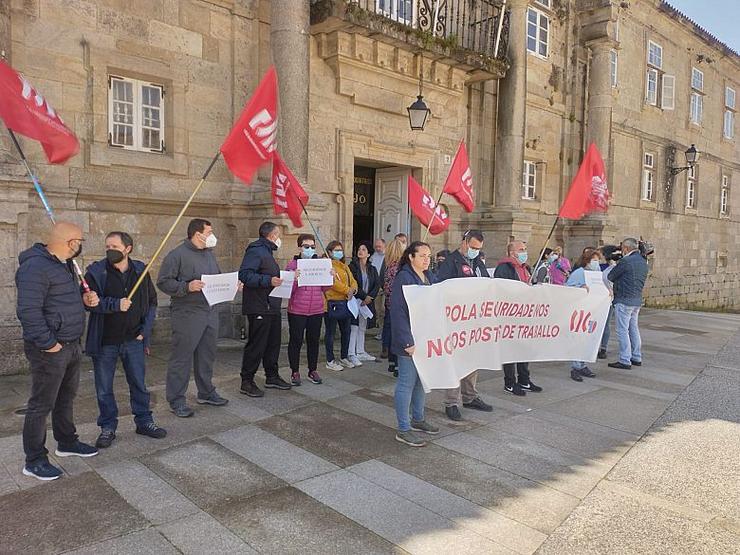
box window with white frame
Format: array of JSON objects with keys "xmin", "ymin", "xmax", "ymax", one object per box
[
  {"xmin": 646, "ymin": 68, "xmax": 658, "ymax": 105},
  {"xmin": 648, "ymin": 41, "xmax": 662, "ymax": 69},
  {"xmin": 686, "ymin": 165, "xmax": 696, "ymax": 209},
  {"xmin": 642, "ymin": 152, "xmax": 655, "ymax": 201},
  {"xmin": 690, "ymin": 67, "xmax": 703, "ymax": 125},
  {"xmin": 610, "ymin": 50, "xmax": 618, "ymax": 88},
  {"xmin": 522, "ymin": 161, "xmax": 537, "ymax": 199},
  {"xmin": 661, "ymin": 74, "xmax": 675, "ymax": 110},
  {"xmin": 645, "ymin": 40, "xmax": 668, "ymax": 106},
  {"xmin": 527, "ymin": 8, "xmax": 549, "ymax": 58},
  {"xmin": 375, "ymin": 0, "xmax": 412, "ymax": 25},
  {"xmin": 720, "ymin": 175, "xmax": 729, "ymax": 215},
  {"xmin": 108, "ymin": 76, "xmax": 164, "ymax": 152},
  {"xmin": 534, "ymin": 0, "xmax": 551, "ymax": 7},
  {"xmin": 725, "ymin": 87, "xmax": 736, "ymax": 139}
]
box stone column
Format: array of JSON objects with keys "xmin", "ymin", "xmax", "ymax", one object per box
[
  {"xmin": 270, "ymin": 0, "xmax": 310, "ymax": 183},
  {"xmin": 586, "ymin": 38, "xmax": 617, "ymax": 163},
  {"xmin": 494, "ymin": 0, "xmax": 527, "ymax": 209},
  {"xmin": 0, "ymin": 0, "xmax": 9, "ymax": 60}
]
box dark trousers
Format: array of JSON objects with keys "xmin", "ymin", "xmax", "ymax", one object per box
[
  {"xmin": 23, "ymin": 341, "xmax": 81, "ymax": 465},
  {"xmin": 503, "ymin": 362, "xmax": 530, "ymax": 388},
  {"xmin": 288, "ymin": 313, "xmax": 323, "ymax": 372},
  {"xmin": 382, "ymin": 306, "xmax": 392, "ymax": 349},
  {"xmin": 92, "ymin": 339, "xmax": 152, "ymax": 431},
  {"xmin": 324, "ymin": 315, "xmax": 351, "ymax": 362},
  {"xmin": 241, "ymin": 313, "xmax": 281, "ymax": 382}
]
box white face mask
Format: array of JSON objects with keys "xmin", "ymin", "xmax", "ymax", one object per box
[
  {"xmin": 204, "ymin": 233, "xmax": 218, "ymax": 249},
  {"xmin": 273, "ymin": 237, "xmax": 282, "ymax": 249},
  {"xmin": 587, "ymin": 260, "xmax": 600, "ymax": 271}
]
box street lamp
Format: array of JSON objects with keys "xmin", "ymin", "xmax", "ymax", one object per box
[
  {"xmin": 407, "ymin": 67, "xmax": 431, "ymax": 131},
  {"xmin": 670, "ymin": 144, "xmax": 699, "ymax": 175}
]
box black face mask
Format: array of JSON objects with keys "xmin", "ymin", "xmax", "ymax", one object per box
[{"xmin": 106, "ymin": 249, "xmax": 125, "ymax": 264}]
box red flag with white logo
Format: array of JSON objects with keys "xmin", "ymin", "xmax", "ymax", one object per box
[
  {"xmin": 0, "ymin": 60, "xmax": 79, "ymax": 164},
  {"xmin": 272, "ymin": 152, "xmax": 309, "ymax": 227},
  {"xmin": 442, "ymin": 140, "xmax": 474, "ymax": 212},
  {"xmin": 559, "ymin": 143, "xmax": 610, "ymax": 219},
  {"xmin": 221, "ymin": 66, "xmax": 278, "ymax": 185},
  {"xmin": 408, "ymin": 175, "xmax": 450, "ymax": 235}
]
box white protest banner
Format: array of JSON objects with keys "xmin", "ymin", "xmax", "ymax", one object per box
[
  {"xmin": 297, "ymin": 258, "xmax": 333, "ymax": 286},
  {"xmin": 269, "ymin": 271, "xmax": 295, "ymax": 299},
  {"xmin": 403, "ymin": 278, "xmax": 611, "ymax": 391},
  {"xmin": 201, "ymin": 272, "xmax": 239, "ymax": 306}
]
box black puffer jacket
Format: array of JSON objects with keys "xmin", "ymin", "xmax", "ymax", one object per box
[
  {"xmin": 15, "ymin": 243, "xmax": 86, "ymax": 349},
  {"xmin": 239, "ymin": 237, "xmax": 281, "ymax": 315}
]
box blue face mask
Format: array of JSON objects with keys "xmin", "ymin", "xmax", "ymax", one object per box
[
  {"xmin": 302, "ymin": 247, "xmax": 316, "ymax": 259},
  {"xmin": 332, "ymin": 250, "xmax": 344, "ymax": 261},
  {"xmin": 588, "ymin": 260, "xmax": 601, "ymax": 271},
  {"xmin": 467, "ymin": 248, "xmax": 480, "ymax": 260},
  {"xmin": 517, "ymin": 252, "xmax": 528, "ymax": 264}
]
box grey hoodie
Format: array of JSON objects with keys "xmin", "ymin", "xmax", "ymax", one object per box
[{"xmin": 156, "ymin": 239, "xmax": 221, "ymax": 312}]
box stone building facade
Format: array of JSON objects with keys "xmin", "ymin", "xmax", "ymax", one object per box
[{"xmin": 0, "ymin": 0, "xmax": 737, "ymax": 374}]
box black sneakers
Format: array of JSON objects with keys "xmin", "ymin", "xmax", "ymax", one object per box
[
  {"xmin": 55, "ymin": 441, "xmax": 98, "ymax": 458},
  {"xmin": 95, "ymin": 429, "xmax": 116, "ymax": 448},
  {"xmin": 23, "ymin": 460, "xmax": 62, "ymax": 481},
  {"xmin": 463, "ymin": 397, "xmax": 493, "ymax": 412},
  {"xmin": 631, "ymin": 359, "xmax": 642, "ymax": 366},
  {"xmin": 578, "ymin": 366, "xmax": 596, "ymax": 378},
  {"xmin": 608, "ymin": 361, "xmax": 632, "ymax": 370},
  {"xmin": 170, "ymin": 404, "xmax": 195, "ymax": 418},
  {"xmin": 505, "ymin": 384, "xmax": 526, "ymax": 396},
  {"xmin": 445, "ymin": 405, "xmax": 463, "ymax": 421},
  {"xmin": 240, "ymin": 380, "xmax": 265, "ymax": 397},
  {"xmin": 265, "ymin": 376, "xmax": 292, "ymax": 390},
  {"xmin": 518, "ymin": 381, "xmax": 543, "ymax": 393},
  {"xmin": 597, "ymin": 348, "xmax": 607, "ymax": 359},
  {"xmin": 196, "ymin": 391, "xmax": 229, "ymax": 406},
  {"xmin": 136, "ymin": 422, "xmax": 167, "ymax": 439},
  {"xmin": 570, "ymin": 369, "xmax": 584, "ymax": 382}
]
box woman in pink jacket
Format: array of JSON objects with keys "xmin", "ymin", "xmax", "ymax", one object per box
[
  {"xmin": 286, "ymin": 234, "xmax": 329, "ymax": 386},
  {"xmin": 547, "ymin": 246, "xmax": 572, "ymax": 285}
]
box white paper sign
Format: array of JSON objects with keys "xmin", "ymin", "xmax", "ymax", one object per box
[
  {"xmin": 403, "ymin": 278, "xmax": 611, "ymax": 392},
  {"xmin": 297, "ymin": 258, "xmax": 333, "ymax": 286},
  {"xmin": 359, "ymin": 304, "xmax": 374, "ymax": 319},
  {"xmin": 269, "ymin": 271, "xmax": 295, "ymax": 299},
  {"xmin": 347, "ymin": 297, "xmax": 360, "ymax": 318},
  {"xmin": 201, "ymin": 272, "xmax": 239, "ymax": 307}
]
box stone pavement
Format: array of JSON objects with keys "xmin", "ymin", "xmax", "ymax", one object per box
[{"xmin": 0, "ymin": 308, "xmax": 738, "ymax": 555}]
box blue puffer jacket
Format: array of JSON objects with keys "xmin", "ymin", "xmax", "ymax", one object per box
[
  {"xmin": 239, "ymin": 237, "xmax": 281, "ymax": 315},
  {"xmin": 15, "ymin": 243, "xmax": 86, "ymax": 350},
  {"xmin": 84, "ymin": 259, "xmax": 157, "ymax": 356},
  {"xmin": 390, "ymin": 264, "xmax": 437, "ymax": 357},
  {"xmin": 607, "ymin": 251, "xmax": 649, "ymax": 307}
]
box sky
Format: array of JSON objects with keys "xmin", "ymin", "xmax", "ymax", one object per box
[{"xmin": 664, "ymin": 0, "xmax": 740, "ymax": 53}]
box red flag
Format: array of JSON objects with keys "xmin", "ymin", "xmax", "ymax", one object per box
[
  {"xmin": 272, "ymin": 152, "xmax": 309, "ymax": 227},
  {"xmin": 559, "ymin": 143, "xmax": 610, "ymax": 219},
  {"xmin": 408, "ymin": 176, "xmax": 450, "ymax": 235},
  {"xmin": 0, "ymin": 60, "xmax": 79, "ymax": 164},
  {"xmin": 220, "ymin": 66, "xmax": 278, "ymax": 185},
  {"xmin": 442, "ymin": 140, "xmax": 475, "ymax": 212}
]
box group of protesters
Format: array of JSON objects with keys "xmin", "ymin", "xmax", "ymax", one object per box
[{"xmin": 14, "ymin": 218, "xmax": 649, "ymax": 479}]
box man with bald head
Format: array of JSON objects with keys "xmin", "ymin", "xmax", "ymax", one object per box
[
  {"xmin": 494, "ymin": 240, "xmax": 543, "ymax": 396},
  {"xmin": 16, "ymin": 222, "xmax": 101, "ymax": 481}
]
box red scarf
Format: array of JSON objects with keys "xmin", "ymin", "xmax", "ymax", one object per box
[{"xmin": 506, "ymin": 256, "xmax": 531, "ymax": 282}]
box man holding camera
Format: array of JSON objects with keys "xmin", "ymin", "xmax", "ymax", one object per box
[{"xmin": 607, "ymin": 238, "xmax": 649, "ymax": 370}]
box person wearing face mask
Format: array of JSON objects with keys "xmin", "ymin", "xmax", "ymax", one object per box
[
  {"xmin": 532, "ymin": 248, "xmax": 553, "ymax": 284},
  {"xmin": 324, "ymin": 240, "xmax": 359, "ymax": 371},
  {"xmin": 436, "ymin": 230, "xmax": 494, "ymax": 421},
  {"xmin": 546, "ymin": 246, "xmax": 571, "ymax": 285},
  {"xmin": 239, "ymin": 221, "xmax": 292, "ymax": 397},
  {"xmin": 157, "ymin": 218, "xmax": 229, "ymax": 417},
  {"xmin": 494, "ymin": 241, "xmax": 544, "ymax": 396},
  {"xmin": 348, "ymin": 242, "xmax": 381, "ymax": 365},
  {"xmin": 285, "ymin": 234, "xmax": 329, "ymax": 386},
  {"xmin": 84, "ymin": 231, "xmax": 165, "ymax": 448},
  {"xmin": 16, "ymin": 221, "xmax": 101, "ymax": 481},
  {"xmin": 565, "ymin": 248, "xmax": 602, "ymax": 381}
]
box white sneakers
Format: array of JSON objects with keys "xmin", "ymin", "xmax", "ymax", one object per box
[
  {"xmin": 340, "ymin": 358, "xmax": 357, "ymax": 368},
  {"xmin": 348, "ymin": 356, "xmax": 362, "ymax": 367},
  {"xmin": 357, "ymin": 352, "xmax": 377, "ymax": 362},
  {"xmin": 326, "ymin": 360, "xmax": 344, "ymax": 371}
]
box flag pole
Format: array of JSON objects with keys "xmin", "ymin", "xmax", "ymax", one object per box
[
  {"xmin": 126, "ymin": 151, "xmax": 221, "ymax": 300},
  {"xmin": 6, "ymin": 128, "xmax": 91, "ymax": 291},
  {"xmin": 288, "ymin": 185, "xmax": 327, "ymax": 254},
  {"xmin": 421, "ymin": 185, "xmax": 445, "ymax": 243},
  {"xmin": 530, "ymin": 215, "xmax": 559, "ymax": 284}
]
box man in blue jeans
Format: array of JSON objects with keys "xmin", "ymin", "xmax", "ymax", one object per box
[
  {"xmin": 607, "ymin": 238, "xmax": 649, "ymax": 370},
  {"xmin": 85, "ymin": 231, "xmax": 166, "ymax": 448}
]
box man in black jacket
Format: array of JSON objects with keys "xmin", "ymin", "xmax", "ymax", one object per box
[
  {"xmin": 436, "ymin": 230, "xmax": 494, "ymax": 421},
  {"xmin": 493, "ymin": 241, "xmax": 543, "ymax": 396},
  {"xmin": 16, "ymin": 222, "xmax": 101, "ymax": 481},
  {"xmin": 239, "ymin": 221, "xmax": 291, "ymax": 397}
]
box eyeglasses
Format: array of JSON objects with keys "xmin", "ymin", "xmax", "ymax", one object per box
[{"xmin": 301, "ymin": 244, "xmax": 315, "ymax": 249}]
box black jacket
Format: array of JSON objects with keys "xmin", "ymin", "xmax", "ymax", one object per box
[
  {"xmin": 239, "ymin": 237, "xmax": 281, "ymax": 315},
  {"xmin": 390, "ymin": 264, "xmax": 437, "ymax": 356},
  {"xmin": 15, "ymin": 243, "xmax": 86, "ymax": 349},
  {"xmin": 348, "ymin": 259, "xmax": 380, "ymax": 301},
  {"xmin": 436, "ymin": 250, "xmax": 489, "ymax": 281},
  {"xmin": 493, "ymin": 259, "xmax": 532, "ymax": 282}
]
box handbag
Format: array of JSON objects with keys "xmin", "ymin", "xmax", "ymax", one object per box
[{"xmin": 326, "ymin": 300, "xmax": 351, "ymax": 320}]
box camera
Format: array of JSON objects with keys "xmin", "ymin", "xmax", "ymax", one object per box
[
  {"xmin": 601, "ymin": 245, "xmax": 622, "ymax": 262},
  {"xmin": 638, "ymin": 238, "xmax": 655, "ymax": 258}
]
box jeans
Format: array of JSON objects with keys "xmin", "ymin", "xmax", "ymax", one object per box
[
  {"xmin": 241, "ymin": 313, "xmax": 281, "ymax": 382},
  {"xmin": 22, "ymin": 341, "xmax": 81, "ymax": 465},
  {"xmin": 288, "ymin": 313, "xmax": 322, "ymax": 372},
  {"xmin": 600, "ymin": 305, "xmax": 614, "ymax": 350},
  {"xmin": 394, "ymin": 355, "xmax": 426, "ymax": 432},
  {"xmin": 614, "ymin": 303, "xmax": 642, "ymax": 364},
  {"xmin": 92, "ymin": 339, "xmax": 152, "ymax": 431},
  {"xmin": 325, "ymin": 315, "xmax": 351, "ymax": 362},
  {"xmin": 572, "ymin": 361, "xmax": 587, "ymax": 370}
]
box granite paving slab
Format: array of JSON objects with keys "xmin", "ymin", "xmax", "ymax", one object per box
[
  {"xmin": 157, "ymin": 512, "xmax": 256, "ymax": 555},
  {"xmin": 63, "ymin": 528, "xmax": 178, "ymax": 555}
]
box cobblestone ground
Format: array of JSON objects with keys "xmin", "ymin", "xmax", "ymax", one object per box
[{"xmin": 0, "ymin": 308, "xmax": 738, "ymax": 554}]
